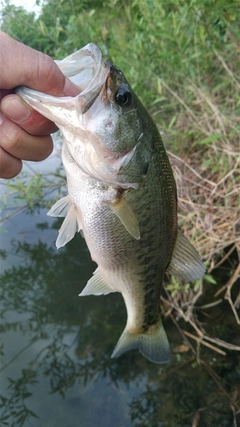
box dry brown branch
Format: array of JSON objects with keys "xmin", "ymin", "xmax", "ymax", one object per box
[
  {"xmin": 202, "ymin": 336, "xmax": 240, "ymax": 352},
  {"xmin": 183, "ymin": 330, "xmax": 227, "ymax": 356},
  {"xmin": 192, "ymin": 410, "xmax": 201, "ymax": 427},
  {"xmin": 196, "ymin": 299, "xmax": 223, "ymax": 310},
  {"xmin": 164, "ymin": 290, "xmax": 240, "ymax": 352},
  {"xmin": 213, "ymin": 47, "xmax": 240, "ymax": 90},
  {"xmin": 160, "ymin": 79, "xmax": 203, "ymax": 131},
  {"xmin": 225, "ymin": 263, "xmax": 240, "ymax": 324},
  {"xmin": 170, "ymin": 315, "xmax": 240, "ymax": 411},
  {"xmin": 212, "ymin": 244, "xmax": 237, "ymax": 271}
]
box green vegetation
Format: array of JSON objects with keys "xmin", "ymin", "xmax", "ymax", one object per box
[{"xmin": 1, "ymin": 0, "xmax": 239, "ymax": 386}]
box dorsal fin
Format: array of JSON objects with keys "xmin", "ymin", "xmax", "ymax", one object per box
[{"xmin": 167, "ymin": 229, "xmax": 205, "ymax": 281}]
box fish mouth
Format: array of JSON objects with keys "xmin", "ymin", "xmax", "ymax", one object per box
[
  {"xmin": 56, "ymin": 43, "xmax": 110, "ymax": 113},
  {"xmin": 16, "ymin": 43, "xmax": 110, "ymax": 120}
]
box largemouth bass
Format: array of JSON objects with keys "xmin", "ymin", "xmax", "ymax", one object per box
[{"xmin": 17, "ymin": 44, "xmax": 205, "ymax": 363}]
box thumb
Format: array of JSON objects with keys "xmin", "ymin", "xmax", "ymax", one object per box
[{"xmin": 0, "ymin": 32, "xmax": 80, "ymax": 97}]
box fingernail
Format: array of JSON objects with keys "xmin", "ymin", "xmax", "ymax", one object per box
[
  {"xmin": 63, "ymin": 78, "xmax": 80, "ymax": 97},
  {"xmin": 1, "ymin": 97, "xmax": 31, "ymax": 123}
]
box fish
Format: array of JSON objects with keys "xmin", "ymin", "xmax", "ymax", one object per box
[{"xmin": 17, "ymin": 43, "xmax": 205, "ymax": 363}]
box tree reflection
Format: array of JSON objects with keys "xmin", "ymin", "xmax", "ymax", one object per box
[{"xmin": 0, "ymin": 226, "xmax": 239, "ymax": 427}]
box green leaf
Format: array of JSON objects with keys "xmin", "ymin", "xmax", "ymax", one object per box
[
  {"xmin": 198, "ymin": 133, "xmax": 223, "ymax": 145},
  {"xmin": 204, "ymin": 274, "xmax": 217, "ymax": 285}
]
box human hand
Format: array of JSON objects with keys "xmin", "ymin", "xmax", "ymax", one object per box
[{"xmin": 0, "ymin": 32, "xmax": 80, "ymax": 179}]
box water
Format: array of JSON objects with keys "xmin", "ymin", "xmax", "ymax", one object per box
[{"xmin": 0, "ymin": 162, "xmax": 239, "ymax": 427}]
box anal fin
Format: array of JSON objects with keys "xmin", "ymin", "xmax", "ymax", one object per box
[{"xmin": 79, "ymin": 267, "xmax": 115, "ymax": 296}]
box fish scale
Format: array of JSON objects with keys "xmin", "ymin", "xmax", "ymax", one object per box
[{"xmin": 17, "ymin": 43, "xmax": 205, "ymax": 363}]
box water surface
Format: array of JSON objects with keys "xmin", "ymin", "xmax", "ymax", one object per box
[{"xmin": 1, "ymin": 161, "xmax": 239, "ymax": 427}]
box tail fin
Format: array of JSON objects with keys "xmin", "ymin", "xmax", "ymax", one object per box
[{"xmin": 111, "ymin": 321, "xmax": 171, "ymax": 364}]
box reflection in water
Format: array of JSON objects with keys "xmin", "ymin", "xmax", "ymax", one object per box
[{"xmin": 0, "ymin": 208, "xmax": 240, "ymax": 427}]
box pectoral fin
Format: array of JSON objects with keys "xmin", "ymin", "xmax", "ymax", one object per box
[
  {"xmin": 79, "ymin": 267, "xmax": 115, "ymax": 296},
  {"xmin": 167, "ymin": 229, "xmax": 205, "ymax": 281},
  {"xmin": 48, "ymin": 196, "xmax": 82, "ymax": 249},
  {"xmin": 47, "ymin": 195, "xmax": 72, "ymax": 217},
  {"xmin": 109, "ymin": 196, "xmax": 140, "ymax": 240}
]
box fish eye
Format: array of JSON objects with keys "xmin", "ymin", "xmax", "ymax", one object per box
[{"xmin": 115, "ymin": 86, "xmax": 132, "ymax": 107}]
